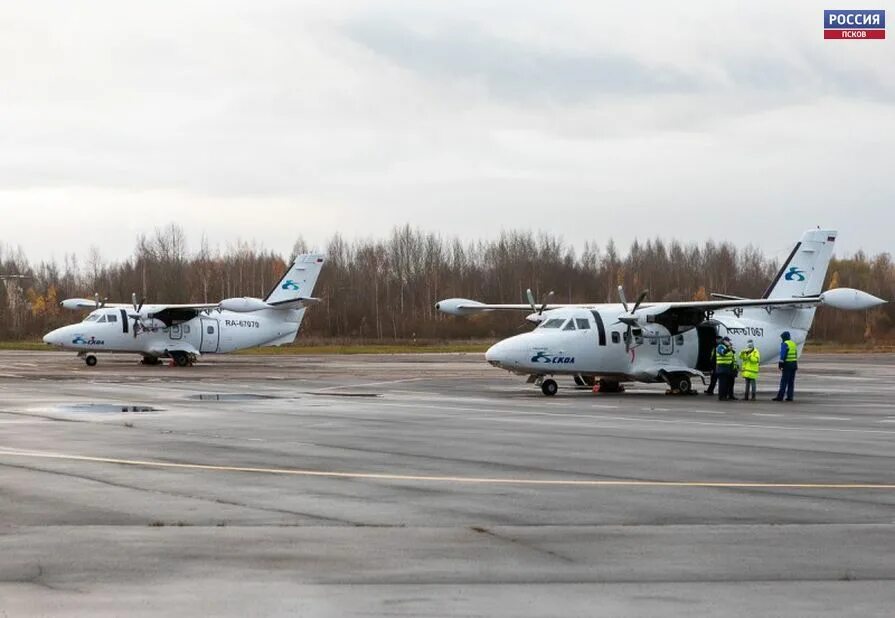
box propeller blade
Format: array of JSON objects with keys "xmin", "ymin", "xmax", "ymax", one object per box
[
  {"xmin": 538, "ymin": 290, "xmax": 554, "ymax": 315},
  {"xmin": 137, "ymin": 297, "xmax": 145, "ymax": 313},
  {"xmin": 132, "ymin": 292, "xmax": 138, "ymax": 312},
  {"xmin": 617, "ymin": 285, "xmax": 628, "ymax": 313},
  {"xmin": 632, "ymin": 289, "xmax": 649, "ymax": 313},
  {"xmin": 525, "ymin": 288, "xmax": 536, "ymax": 313}
]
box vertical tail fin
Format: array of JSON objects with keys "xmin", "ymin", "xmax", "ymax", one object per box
[
  {"xmin": 264, "ymin": 253, "xmax": 326, "ymax": 304},
  {"xmin": 763, "ymin": 229, "xmax": 836, "ymax": 299}
]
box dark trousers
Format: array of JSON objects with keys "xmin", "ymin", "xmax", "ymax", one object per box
[
  {"xmin": 726, "ymin": 372, "xmax": 737, "ymax": 399},
  {"xmin": 776, "ymin": 366, "xmax": 796, "ymax": 400},
  {"xmin": 718, "ymin": 371, "xmax": 734, "ymax": 400},
  {"xmin": 706, "ymin": 369, "xmax": 718, "ymax": 394}
]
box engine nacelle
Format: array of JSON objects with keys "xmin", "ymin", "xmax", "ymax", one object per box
[
  {"xmin": 435, "ymin": 298, "xmax": 486, "ymax": 316},
  {"xmin": 61, "ymin": 298, "xmax": 96, "ymax": 310},
  {"xmin": 821, "ymin": 288, "xmax": 886, "ymax": 310},
  {"xmin": 219, "ymin": 297, "xmax": 272, "ymax": 313}
]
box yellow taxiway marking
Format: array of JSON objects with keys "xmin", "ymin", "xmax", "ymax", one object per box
[{"xmin": 0, "ymin": 448, "xmax": 894, "ymax": 489}]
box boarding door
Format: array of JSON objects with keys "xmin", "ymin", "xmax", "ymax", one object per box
[
  {"xmin": 658, "ymin": 335, "xmax": 674, "ymax": 355},
  {"xmin": 169, "ymin": 324, "xmax": 182, "ymax": 340},
  {"xmin": 200, "ymin": 318, "xmax": 219, "ymax": 353}
]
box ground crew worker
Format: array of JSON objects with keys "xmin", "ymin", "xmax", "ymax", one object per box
[
  {"xmin": 739, "ymin": 339, "xmax": 760, "ymax": 401},
  {"xmin": 725, "ymin": 337, "xmax": 739, "ymax": 400},
  {"xmin": 773, "ymin": 331, "xmax": 798, "ymax": 402},
  {"xmin": 704, "ymin": 335, "xmax": 722, "ymax": 395},
  {"xmin": 715, "ymin": 336, "xmax": 736, "ymax": 401}
]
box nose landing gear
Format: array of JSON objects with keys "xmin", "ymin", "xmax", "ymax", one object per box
[{"xmin": 77, "ymin": 351, "xmax": 98, "ymax": 367}]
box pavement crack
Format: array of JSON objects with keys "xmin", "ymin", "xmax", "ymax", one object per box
[
  {"xmin": 0, "ymin": 461, "xmax": 361, "ymax": 526},
  {"xmin": 469, "ymin": 525, "xmax": 575, "ymax": 564}
]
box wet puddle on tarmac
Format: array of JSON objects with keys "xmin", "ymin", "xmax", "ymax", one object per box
[
  {"xmin": 186, "ymin": 394, "xmax": 279, "ymax": 402},
  {"xmin": 46, "ymin": 404, "xmax": 160, "ymax": 413}
]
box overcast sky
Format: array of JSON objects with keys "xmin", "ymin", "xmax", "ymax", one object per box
[{"xmin": 0, "ymin": 0, "xmax": 892, "ymax": 265}]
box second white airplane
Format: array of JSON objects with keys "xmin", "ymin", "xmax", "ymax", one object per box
[
  {"xmin": 43, "ymin": 253, "xmax": 326, "ymax": 367},
  {"xmin": 436, "ymin": 229, "xmax": 885, "ymax": 396}
]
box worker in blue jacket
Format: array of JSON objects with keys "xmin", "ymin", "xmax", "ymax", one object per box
[{"xmin": 773, "ymin": 331, "xmax": 798, "ymax": 402}]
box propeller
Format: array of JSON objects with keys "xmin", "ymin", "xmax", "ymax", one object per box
[
  {"xmin": 129, "ymin": 292, "xmax": 146, "ymax": 338},
  {"xmin": 525, "ymin": 288, "xmax": 555, "ymax": 324},
  {"xmin": 615, "ymin": 285, "xmax": 649, "ymax": 351},
  {"xmin": 93, "ymin": 293, "xmax": 108, "ymax": 309}
]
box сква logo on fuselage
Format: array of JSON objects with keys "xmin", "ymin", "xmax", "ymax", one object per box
[
  {"xmin": 531, "ymin": 351, "xmax": 575, "ymax": 364},
  {"xmin": 784, "ymin": 266, "xmax": 806, "ymax": 281},
  {"xmin": 281, "ymin": 279, "xmax": 300, "ymax": 291},
  {"xmin": 72, "ymin": 335, "xmax": 104, "ymax": 345}
]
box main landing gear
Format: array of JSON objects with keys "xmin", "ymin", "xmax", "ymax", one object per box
[
  {"xmin": 662, "ymin": 372, "xmax": 696, "ymax": 396},
  {"xmin": 168, "ymin": 351, "xmax": 197, "ymax": 367},
  {"xmin": 540, "ymin": 379, "xmax": 558, "ymax": 396}
]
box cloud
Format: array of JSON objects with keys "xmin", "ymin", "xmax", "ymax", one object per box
[{"xmin": 345, "ymin": 19, "xmax": 699, "ymax": 103}]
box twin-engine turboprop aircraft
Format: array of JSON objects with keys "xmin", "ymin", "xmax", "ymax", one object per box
[
  {"xmin": 43, "ymin": 254, "xmax": 325, "ymax": 366},
  {"xmin": 436, "ymin": 229, "xmax": 885, "ymax": 396}
]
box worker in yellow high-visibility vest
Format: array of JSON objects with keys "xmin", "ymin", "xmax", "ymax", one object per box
[
  {"xmin": 715, "ymin": 336, "xmax": 737, "ymax": 401},
  {"xmin": 739, "ymin": 339, "xmax": 760, "ymax": 401},
  {"xmin": 773, "ymin": 331, "xmax": 799, "ymax": 402}
]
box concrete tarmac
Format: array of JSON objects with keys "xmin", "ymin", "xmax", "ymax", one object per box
[{"xmin": 0, "ymin": 350, "xmax": 893, "ymax": 616}]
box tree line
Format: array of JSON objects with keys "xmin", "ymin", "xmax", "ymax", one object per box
[{"xmin": 1, "ymin": 223, "xmax": 892, "ymax": 344}]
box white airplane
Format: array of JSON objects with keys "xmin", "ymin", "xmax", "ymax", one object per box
[
  {"xmin": 43, "ymin": 253, "xmax": 326, "ymax": 367},
  {"xmin": 436, "ymin": 229, "xmax": 885, "ymax": 396}
]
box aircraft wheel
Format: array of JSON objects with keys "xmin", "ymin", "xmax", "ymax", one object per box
[
  {"xmin": 141, "ymin": 355, "xmax": 161, "ymax": 366},
  {"xmin": 669, "ymin": 374, "xmax": 692, "ymax": 394},
  {"xmin": 172, "ymin": 352, "xmax": 189, "ymax": 367},
  {"xmin": 541, "ymin": 379, "xmax": 558, "ymax": 397},
  {"xmin": 85, "ymin": 354, "xmax": 98, "ymax": 367}
]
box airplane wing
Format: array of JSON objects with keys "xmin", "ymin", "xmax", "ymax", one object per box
[
  {"xmin": 435, "ymin": 296, "xmax": 824, "ymax": 316},
  {"xmin": 61, "ymin": 298, "xmax": 219, "ymax": 312}
]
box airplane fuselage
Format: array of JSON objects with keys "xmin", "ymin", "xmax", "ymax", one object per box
[
  {"xmin": 43, "ymin": 306, "xmax": 303, "ymax": 357},
  {"xmin": 484, "ymin": 305, "xmax": 802, "ymax": 383}
]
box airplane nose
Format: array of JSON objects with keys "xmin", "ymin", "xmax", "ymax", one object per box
[
  {"xmin": 486, "ymin": 340, "xmax": 518, "ymax": 368},
  {"xmin": 43, "ymin": 329, "xmax": 62, "ymax": 346}
]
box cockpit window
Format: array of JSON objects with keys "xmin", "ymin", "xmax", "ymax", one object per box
[
  {"xmin": 106, "ymin": 313, "xmax": 118, "ymax": 323},
  {"xmin": 539, "ymin": 318, "xmax": 566, "ymax": 329},
  {"xmin": 83, "ymin": 314, "xmax": 100, "ymax": 322},
  {"xmin": 575, "ymin": 318, "xmax": 590, "ymax": 330},
  {"xmin": 96, "ymin": 315, "xmax": 107, "ymax": 323},
  {"xmin": 562, "ymin": 319, "xmax": 576, "ymax": 331}
]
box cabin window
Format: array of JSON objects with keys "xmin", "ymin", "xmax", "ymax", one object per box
[
  {"xmin": 540, "ymin": 318, "xmax": 566, "ymax": 329},
  {"xmin": 106, "ymin": 313, "xmax": 117, "ymax": 323},
  {"xmin": 207, "ymin": 326, "xmax": 215, "ymax": 335},
  {"xmin": 575, "ymin": 318, "xmax": 590, "ymax": 330},
  {"xmin": 675, "ymin": 335, "xmax": 684, "ymax": 345},
  {"xmin": 562, "ymin": 319, "xmax": 576, "ymax": 331},
  {"xmin": 183, "ymin": 325, "xmax": 191, "ymax": 334},
  {"xmin": 611, "ymin": 331, "xmax": 621, "ymax": 344}
]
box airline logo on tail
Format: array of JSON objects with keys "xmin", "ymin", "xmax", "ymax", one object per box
[
  {"xmin": 785, "ymin": 267, "xmax": 807, "ymax": 282},
  {"xmin": 281, "ymin": 280, "xmax": 300, "ymax": 291}
]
